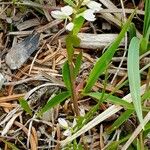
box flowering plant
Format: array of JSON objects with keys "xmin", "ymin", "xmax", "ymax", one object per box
[
  {"xmin": 37, "ymin": 0, "xmax": 135, "ymax": 148},
  {"xmin": 50, "ymin": 0, "xmax": 103, "ymax": 116}
]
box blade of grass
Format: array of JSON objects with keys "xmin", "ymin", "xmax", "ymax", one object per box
[
  {"xmin": 86, "ymin": 92, "xmax": 134, "ymax": 110},
  {"xmin": 106, "ymin": 109, "xmax": 134, "ymax": 133},
  {"xmin": 38, "ymin": 91, "xmax": 70, "ymax": 116},
  {"xmin": 83, "ymin": 11, "xmax": 135, "ymax": 93},
  {"xmin": 127, "ymin": 37, "xmax": 144, "ymax": 128},
  {"xmin": 143, "ymin": 0, "xmax": 150, "ymax": 38}
]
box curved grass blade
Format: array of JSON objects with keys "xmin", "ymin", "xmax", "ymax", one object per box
[
  {"xmin": 38, "ymin": 91, "xmax": 70, "ymax": 116},
  {"xmin": 86, "ymin": 92, "xmax": 134, "ymax": 110},
  {"xmin": 106, "ymin": 109, "xmax": 134, "ymax": 133},
  {"xmin": 127, "ymin": 37, "xmax": 144, "ymax": 128},
  {"xmin": 19, "ymin": 97, "xmax": 32, "ymax": 116},
  {"xmin": 83, "ymin": 11, "xmax": 135, "ymax": 93}
]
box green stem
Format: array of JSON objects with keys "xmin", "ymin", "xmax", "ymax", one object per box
[{"xmin": 68, "ymin": 61, "xmax": 80, "ymax": 116}]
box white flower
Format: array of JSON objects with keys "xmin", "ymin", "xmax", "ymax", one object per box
[
  {"xmin": 65, "ymin": 22, "xmax": 74, "ymax": 31},
  {"xmin": 51, "ymin": 5, "xmax": 73, "ymax": 19},
  {"xmin": 83, "ymin": 9, "xmax": 96, "ymax": 21},
  {"xmin": 63, "ymin": 129, "xmax": 72, "ymax": 136},
  {"xmin": 58, "ymin": 118, "xmax": 68, "ymax": 129},
  {"xmin": 82, "ymin": 0, "xmax": 102, "ymax": 12}
]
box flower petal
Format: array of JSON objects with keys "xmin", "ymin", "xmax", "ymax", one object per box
[
  {"xmin": 61, "ymin": 5, "xmax": 73, "ymax": 16},
  {"xmin": 87, "ymin": 1, "xmax": 102, "ymax": 12},
  {"xmin": 83, "ymin": 9, "xmax": 96, "ymax": 21},
  {"xmin": 63, "ymin": 129, "xmax": 72, "ymax": 136},
  {"xmin": 65, "ymin": 22, "xmax": 74, "ymax": 31},
  {"xmin": 58, "ymin": 118, "xmax": 68, "ymax": 129},
  {"xmin": 51, "ymin": 10, "xmax": 66, "ymax": 19}
]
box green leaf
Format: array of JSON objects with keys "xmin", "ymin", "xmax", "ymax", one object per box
[
  {"xmin": 62, "ymin": 61, "xmax": 71, "ymax": 92},
  {"xmin": 136, "ymin": 138, "xmax": 140, "ymax": 150},
  {"xmin": 38, "ymin": 91, "xmax": 70, "ymax": 116},
  {"xmin": 66, "ymin": 34, "xmax": 80, "ymax": 60},
  {"xmin": 143, "ymin": 0, "xmax": 150, "ymax": 38},
  {"xmin": 127, "ymin": 37, "xmax": 144, "ymax": 128},
  {"xmin": 83, "ymin": 11, "xmax": 135, "ymax": 93},
  {"xmin": 106, "ymin": 135, "xmax": 130, "ymax": 150},
  {"xmin": 128, "ymin": 23, "xmax": 136, "ymax": 41},
  {"xmin": 74, "ymin": 51, "xmax": 82, "ymax": 78},
  {"xmin": 106, "ymin": 109, "xmax": 134, "ymax": 133},
  {"xmin": 86, "ymin": 92, "xmax": 134, "ymax": 110},
  {"xmin": 19, "ymin": 97, "xmax": 32, "ymax": 116},
  {"xmin": 72, "ymin": 16, "xmax": 85, "ymax": 35},
  {"xmin": 140, "ymin": 37, "xmax": 148, "ymax": 53}
]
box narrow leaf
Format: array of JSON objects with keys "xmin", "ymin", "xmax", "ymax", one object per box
[
  {"xmin": 72, "ymin": 16, "xmax": 85, "ymax": 35},
  {"xmin": 66, "ymin": 34, "xmax": 80, "ymax": 60},
  {"xmin": 38, "ymin": 91, "xmax": 70, "ymax": 116},
  {"xmin": 127, "ymin": 37, "xmax": 144, "ymax": 128},
  {"xmin": 19, "ymin": 97, "xmax": 32, "ymax": 116},
  {"xmin": 106, "ymin": 109, "xmax": 134, "ymax": 133},
  {"xmin": 86, "ymin": 92, "xmax": 134, "ymax": 110},
  {"xmin": 143, "ymin": 0, "xmax": 150, "ymax": 37},
  {"xmin": 128, "ymin": 23, "xmax": 136, "ymax": 41},
  {"xmin": 62, "ymin": 61, "xmax": 71, "ymax": 92},
  {"xmin": 74, "ymin": 51, "xmax": 82, "ymax": 78},
  {"xmin": 83, "ymin": 11, "xmax": 135, "ymax": 93}
]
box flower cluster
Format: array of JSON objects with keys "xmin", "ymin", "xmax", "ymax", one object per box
[{"xmin": 51, "ymin": 0, "xmax": 102, "ymax": 31}]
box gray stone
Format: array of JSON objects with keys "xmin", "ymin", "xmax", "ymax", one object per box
[{"xmin": 5, "ymin": 33, "xmax": 40, "ymax": 70}]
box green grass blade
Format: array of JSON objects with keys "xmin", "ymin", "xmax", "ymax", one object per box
[
  {"xmin": 19, "ymin": 97, "xmax": 32, "ymax": 116},
  {"xmin": 106, "ymin": 109, "xmax": 134, "ymax": 133},
  {"xmin": 86, "ymin": 92, "xmax": 134, "ymax": 110},
  {"xmin": 127, "ymin": 37, "xmax": 144, "ymax": 128},
  {"xmin": 143, "ymin": 0, "xmax": 150, "ymax": 38},
  {"xmin": 105, "ymin": 135, "xmax": 130, "ymax": 150},
  {"xmin": 38, "ymin": 91, "xmax": 70, "ymax": 116},
  {"xmin": 83, "ymin": 11, "xmax": 135, "ymax": 93}
]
